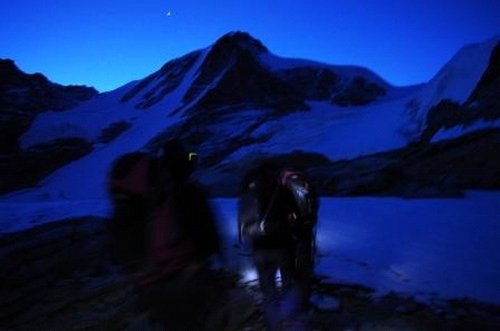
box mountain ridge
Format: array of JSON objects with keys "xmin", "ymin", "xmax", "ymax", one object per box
[
  {"xmin": 0, "ymin": 59, "xmax": 97, "ymax": 154},
  {"xmin": 1, "ymin": 32, "xmax": 499, "ymax": 198}
]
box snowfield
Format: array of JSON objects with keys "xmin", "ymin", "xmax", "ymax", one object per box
[{"xmin": 1, "ymin": 191, "xmax": 499, "ymax": 305}]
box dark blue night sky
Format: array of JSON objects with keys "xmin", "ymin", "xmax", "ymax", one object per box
[{"xmin": 1, "ymin": 0, "xmax": 499, "ymax": 92}]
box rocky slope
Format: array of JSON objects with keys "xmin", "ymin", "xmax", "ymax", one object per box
[{"xmin": 1, "ymin": 216, "xmax": 499, "ymax": 330}]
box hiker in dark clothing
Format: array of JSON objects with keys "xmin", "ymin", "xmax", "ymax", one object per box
[
  {"xmin": 238, "ymin": 163, "xmax": 318, "ymax": 331},
  {"xmin": 239, "ymin": 164, "xmax": 295, "ymax": 291},
  {"xmin": 108, "ymin": 141, "xmax": 222, "ymax": 330}
]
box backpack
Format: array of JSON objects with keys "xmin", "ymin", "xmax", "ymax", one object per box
[
  {"xmin": 278, "ymin": 168, "xmax": 317, "ymax": 227},
  {"xmin": 238, "ymin": 165, "xmax": 318, "ymax": 276},
  {"xmin": 107, "ymin": 152, "xmax": 155, "ymax": 268},
  {"xmin": 238, "ymin": 166, "xmax": 318, "ymax": 247},
  {"xmin": 279, "ymin": 168, "xmax": 318, "ymax": 273},
  {"xmin": 108, "ymin": 152, "xmax": 156, "ymax": 199},
  {"xmin": 238, "ymin": 165, "xmax": 283, "ymax": 246}
]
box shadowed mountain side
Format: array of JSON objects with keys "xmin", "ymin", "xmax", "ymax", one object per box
[
  {"xmin": 423, "ymin": 42, "xmax": 500, "ymax": 141},
  {"xmin": 0, "ymin": 138, "xmax": 93, "ymax": 195},
  {"xmin": 121, "ymin": 32, "xmax": 388, "ymax": 115},
  {"xmin": 467, "ymin": 42, "xmax": 500, "ymax": 104},
  {"xmin": 184, "ymin": 32, "xmax": 388, "ymax": 113}
]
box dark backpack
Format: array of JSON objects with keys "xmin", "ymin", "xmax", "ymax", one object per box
[
  {"xmin": 238, "ymin": 164, "xmax": 283, "ymax": 246},
  {"xmin": 238, "ymin": 166, "xmax": 318, "ymax": 276},
  {"xmin": 238, "ymin": 166, "xmax": 318, "ymax": 247},
  {"xmin": 278, "ymin": 168, "xmax": 318, "ymax": 227},
  {"xmin": 278, "ymin": 168, "xmax": 318, "ymax": 273}
]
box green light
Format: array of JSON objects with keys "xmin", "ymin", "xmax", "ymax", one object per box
[{"xmin": 188, "ymin": 152, "xmax": 197, "ymax": 161}]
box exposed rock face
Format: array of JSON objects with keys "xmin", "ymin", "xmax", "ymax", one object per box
[
  {"xmin": 422, "ymin": 99, "xmax": 463, "ymax": 142},
  {"xmin": 181, "ymin": 32, "xmax": 308, "ymax": 115},
  {"xmin": 191, "ymin": 48, "xmax": 308, "ymax": 114},
  {"xmin": 0, "ymin": 59, "xmax": 97, "ymax": 154},
  {"xmin": 467, "ymin": 42, "xmax": 500, "ymax": 104},
  {"xmin": 98, "ymin": 121, "xmax": 132, "ymax": 144},
  {"xmin": 0, "ymin": 59, "xmax": 97, "ymax": 112},
  {"xmin": 120, "ymin": 51, "xmax": 201, "ymax": 108},
  {"xmin": 183, "ymin": 32, "xmax": 269, "ymax": 106},
  {"xmin": 331, "ymin": 76, "xmax": 387, "ymax": 106},
  {"xmin": 277, "ymin": 67, "xmax": 341, "ymax": 101},
  {"xmin": 277, "ymin": 68, "xmax": 387, "ymax": 107},
  {"xmin": 0, "ymin": 138, "xmax": 93, "ymax": 195}
]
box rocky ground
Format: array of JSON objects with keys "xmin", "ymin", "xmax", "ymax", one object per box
[{"xmin": 1, "ymin": 217, "xmax": 499, "ymax": 331}]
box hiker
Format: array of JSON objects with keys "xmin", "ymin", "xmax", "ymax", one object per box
[
  {"xmin": 107, "ymin": 151, "xmax": 156, "ymax": 272},
  {"xmin": 238, "ymin": 163, "xmax": 318, "ymax": 330},
  {"xmin": 108, "ymin": 140, "xmax": 222, "ymax": 330},
  {"xmin": 138, "ymin": 140, "xmax": 222, "ymax": 330}
]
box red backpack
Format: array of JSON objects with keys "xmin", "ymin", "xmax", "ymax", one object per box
[
  {"xmin": 107, "ymin": 152, "xmax": 155, "ymax": 269},
  {"xmin": 108, "ymin": 152, "xmax": 153, "ymax": 200}
]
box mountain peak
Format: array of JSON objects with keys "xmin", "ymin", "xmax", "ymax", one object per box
[
  {"xmin": 0, "ymin": 58, "xmax": 17, "ymax": 71},
  {"xmin": 0, "ymin": 58, "xmax": 48, "ymax": 87},
  {"xmin": 212, "ymin": 31, "xmax": 269, "ymax": 55}
]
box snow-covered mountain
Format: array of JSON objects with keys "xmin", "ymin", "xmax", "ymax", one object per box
[{"xmin": 2, "ymin": 32, "xmax": 500, "ymax": 200}]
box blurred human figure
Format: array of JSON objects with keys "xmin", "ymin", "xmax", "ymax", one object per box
[
  {"xmin": 238, "ymin": 163, "xmax": 318, "ymax": 331},
  {"xmin": 138, "ymin": 140, "xmax": 222, "ymax": 330},
  {"xmin": 108, "ymin": 140, "xmax": 222, "ymax": 330},
  {"xmin": 107, "ymin": 151, "xmax": 155, "ymax": 272}
]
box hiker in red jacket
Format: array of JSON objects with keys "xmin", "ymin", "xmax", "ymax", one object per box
[
  {"xmin": 138, "ymin": 140, "xmax": 222, "ymax": 330},
  {"xmin": 108, "ymin": 140, "xmax": 222, "ymax": 330},
  {"xmin": 108, "ymin": 151, "xmax": 155, "ymax": 271}
]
